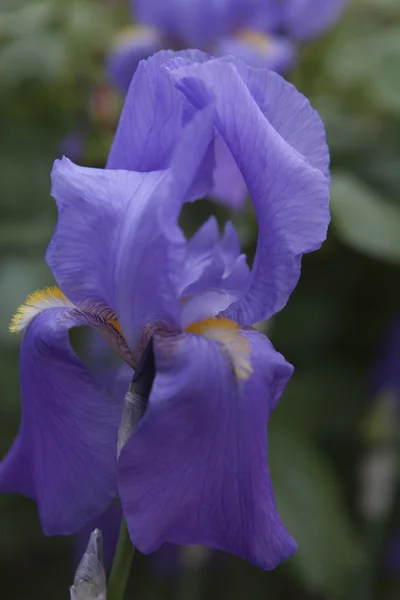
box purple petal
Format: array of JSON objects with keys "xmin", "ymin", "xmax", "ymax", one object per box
[
  {"xmin": 50, "ymin": 102, "xmax": 215, "ymax": 355},
  {"xmin": 106, "ymin": 27, "xmax": 166, "ymax": 94},
  {"xmin": 178, "ymin": 218, "xmax": 250, "ymax": 328},
  {"xmin": 48, "ymin": 159, "xmax": 169, "ymax": 321},
  {"xmin": 180, "ymin": 219, "xmax": 249, "ymax": 298},
  {"xmin": 284, "ymin": 0, "xmax": 347, "ymax": 41},
  {"xmin": 0, "ymin": 309, "xmax": 122, "ymax": 535},
  {"xmin": 167, "ymin": 56, "xmax": 330, "ymax": 325},
  {"xmin": 211, "ymin": 135, "xmax": 247, "ymax": 209},
  {"xmin": 107, "ymin": 49, "xmax": 248, "ymax": 212},
  {"xmin": 178, "ymin": 217, "xmax": 225, "ymax": 295},
  {"xmin": 118, "ymin": 329, "xmax": 296, "ymax": 569},
  {"xmin": 107, "ymin": 49, "xmax": 210, "ymax": 172},
  {"xmin": 215, "ymin": 34, "xmax": 296, "ymax": 74}
]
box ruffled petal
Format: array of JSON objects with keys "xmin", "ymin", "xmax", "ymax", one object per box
[
  {"xmin": 234, "ymin": 54, "xmax": 330, "ymax": 180},
  {"xmin": 166, "ymin": 56, "xmax": 330, "ymax": 325},
  {"xmin": 106, "ymin": 26, "xmax": 166, "ymax": 94},
  {"xmin": 118, "ymin": 329, "xmax": 296, "ymax": 569},
  {"xmin": 0, "ymin": 308, "xmax": 123, "ymax": 535}
]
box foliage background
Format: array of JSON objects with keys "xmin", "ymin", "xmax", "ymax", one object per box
[{"xmin": 0, "ymin": 0, "xmax": 399, "ymax": 598}]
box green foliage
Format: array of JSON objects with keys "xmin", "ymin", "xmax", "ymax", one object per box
[
  {"xmin": 270, "ymin": 420, "xmax": 362, "ymax": 595},
  {"xmin": 331, "ymin": 173, "xmax": 400, "ymax": 263}
]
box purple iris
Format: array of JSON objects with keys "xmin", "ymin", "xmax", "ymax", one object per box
[
  {"xmin": 107, "ymin": 0, "xmax": 346, "ymax": 94},
  {"xmin": 1, "ymin": 51, "xmax": 330, "ymax": 570}
]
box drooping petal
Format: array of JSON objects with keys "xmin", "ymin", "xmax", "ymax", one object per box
[
  {"xmin": 0, "ymin": 308, "xmax": 122, "ymax": 535},
  {"xmin": 215, "ymin": 32, "xmax": 296, "ymax": 74},
  {"xmin": 106, "ymin": 26, "xmax": 166, "ymax": 94},
  {"xmin": 118, "ymin": 328, "xmax": 296, "ymax": 570},
  {"xmin": 166, "ymin": 56, "xmax": 330, "ymax": 325},
  {"xmin": 284, "ymin": 0, "xmax": 347, "ymax": 41}
]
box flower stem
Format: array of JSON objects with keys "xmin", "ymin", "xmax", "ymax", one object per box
[{"xmin": 108, "ymin": 518, "xmax": 135, "ymax": 600}]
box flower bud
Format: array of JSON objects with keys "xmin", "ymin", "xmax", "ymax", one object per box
[{"xmin": 70, "ymin": 529, "xmax": 106, "ymax": 600}]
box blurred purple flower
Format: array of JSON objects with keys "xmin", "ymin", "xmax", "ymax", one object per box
[
  {"xmin": 59, "ymin": 128, "xmax": 86, "ymax": 162},
  {"xmin": 387, "ymin": 528, "xmax": 400, "ymax": 575},
  {"xmin": 360, "ymin": 320, "xmax": 400, "ymax": 573},
  {"xmin": 371, "ymin": 319, "xmax": 400, "ymax": 401},
  {"xmin": 107, "ymin": 0, "xmax": 347, "ymax": 94},
  {"xmin": 1, "ymin": 50, "xmax": 330, "ymax": 570},
  {"xmin": 368, "ymin": 320, "xmax": 400, "ymax": 574}
]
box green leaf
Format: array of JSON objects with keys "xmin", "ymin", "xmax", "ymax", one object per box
[
  {"xmin": 0, "ymin": 2, "xmax": 54, "ymax": 38},
  {"xmin": 0, "ymin": 33, "xmax": 68, "ymax": 84},
  {"xmin": 269, "ymin": 420, "xmax": 362, "ymax": 594},
  {"xmin": 331, "ymin": 173, "xmax": 400, "ymax": 263},
  {"xmin": 328, "ymin": 27, "xmax": 400, "ymax": 115}
]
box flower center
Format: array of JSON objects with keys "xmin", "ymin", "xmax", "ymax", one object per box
[{"xmin": 185, "ymin": 317, "xmax": 252, "ymax": 380}]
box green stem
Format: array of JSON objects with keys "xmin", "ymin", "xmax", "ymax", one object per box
[
  {"xmin": 176, "ymin": 566, "xmax": 203, "ymax": 600},
  {"xmin": 108, "ymin": 518, "xmax": 135, "ymax": 600}
]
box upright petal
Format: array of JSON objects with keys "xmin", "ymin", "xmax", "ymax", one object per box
[
  {"xmin": 107, "ymin": 49, "xmax": 209, "ymax": 172},
  {"xmin": 118, "ymin": 329, "xmax": 296, "ymax": 570},
  {"xmin": 167, "ymin": 56, "xmax": 330, "ymax": 325},
  {"xmin": 0, "ymin": 308, "xmax": 122, "ymax": 535},
  {"xmin": 210, "ymin": 135, "xmax": 247, "ymax": 209},
  {"xmin": 178, "ymin": 217, "xmax": 225, "ymax": 295},
  {"xmin": 48, "ymin": 159, "xmax": 166, "ymax": 313},
  {"xmin": 106, "ymin": 26, "xmax": 166, "ymax": 94}
]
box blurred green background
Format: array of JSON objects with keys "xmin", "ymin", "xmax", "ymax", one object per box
[{"xmin": 1, "ymin": 0, "xmax": 400, "ymax": 598}]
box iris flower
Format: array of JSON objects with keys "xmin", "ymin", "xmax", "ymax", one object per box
[
  {"xmin": 107, "ymin": 0, "xmax": 346, "ymax": 93},
  {"xmin": 0, "ymin": 51, "xmax": 330, "ymax": 570}
]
